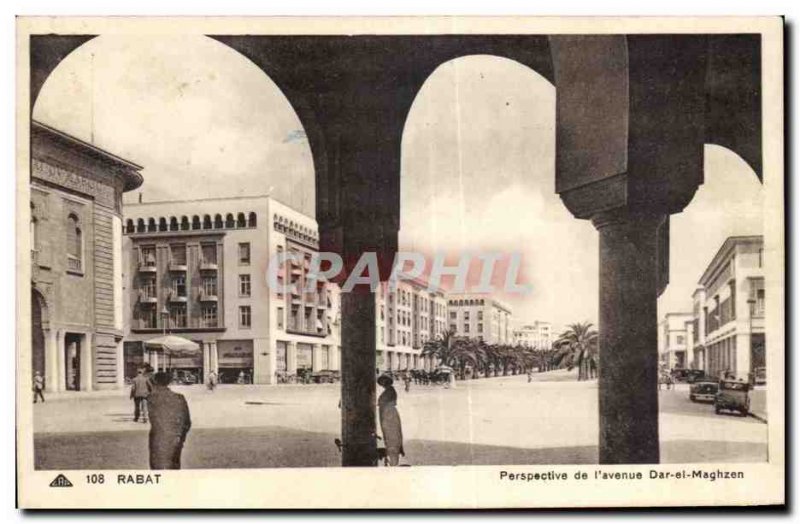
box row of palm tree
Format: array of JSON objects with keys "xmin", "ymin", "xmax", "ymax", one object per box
[{"xmin": 420, "ymin": 321, "xmax": 599, "ymax": 382}]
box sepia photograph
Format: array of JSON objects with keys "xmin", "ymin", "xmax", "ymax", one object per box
[{"xmin": 15, "ymin": 16, "xmax": 785, "ymax": 509}]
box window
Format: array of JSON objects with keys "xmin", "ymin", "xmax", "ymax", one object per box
[
  {"xmin": 141, "ymin": 246, "xmax": 156, "ymax": 267},
  {"xmin": 191, "ymin": 216, "xmax": 201, "ymax": 230},
  {"xmin": 450, "ymin": 311, "xmax": 457, "ymax": 319},
  {"xmin": 201, "ymin": 243, "xmax": 217, "ymax": 265},
  {"xmin": 202, "ymin": 304, "xmax": 218, "ymax": 327},
  {"xmin": 226, "ymin": 214, "xmax": 235, "ymax": 228},
  {"xmin": 478, "ymin": 311, "xmax": 483, "ymax": 321},
  {"xmin": 203, "ymin": 215, "xmax": 212, "ymax": 229},
  {"xmin": 464, "ymin": 323, "xmax": 470, "ymax": 333},
  {"xmin": 450, "ymin": 324, "xmax": 456, "ymax": 332},
  {"xmin": 169, "ymin": 217, "xmax": 179, "ymax": 231},
  {"xmin": 142, "ymin": 307, "xmax": 157, "ymax": 329},
  {"xmin": 171, "ymin": 305, "xmax": 187, "ymax": 328},
  {"xmin": 172, "ymin": 275, "xmax": 186, "ymax": 298},
  {"xmin": 148, "ymin": 218, "xmax": 156, "ymax": 232},
  {"xmin": 464, "ymin": 311, "xmax": 470, "ymax": 320},
  {"xmin": 202, "ymin": 276, "xmax": 217, "ymax": 297},
  {"xmin": 142, "ymin": 277, "xmax": 156, "ymax": 299},
  {"xmin": 239, "ymin": 243, "xmax": 251, "ymax": 265},
  {"xmin": 755, "ymin": 289, "xmax": 765, "ymax": 317},
  {"xmin": 677, "ymin": 335, "xmax": 685, "ymax": 345},
  {"xmin": 239, "ymin": 306, "xmax": 251, "ymax": 328},
  {"xmin": 239, "ymin": 274, "xmax": 251, "ymax": 297},
  {"xmin": 277, "ymin": 306, "xmax": 284, "ymax": 330},
  {"xmin": 214, "ymin": 214, "xmax": 223, "ymax": 229},
  {"xmin": 478, "ymin": 323, "xmax": 483, "ymax": 333},
  {"xmin": 237, "ymin": 213, "xmax": 246, "ymax": 228},
  {"xmin": 180, "ymin": 216, "xmax": 190, "ymax": 231},
  {"xmin": 159, "ymin": 217, "xmax": 167, "ymax": 232},
  {"xmin": 170, "ymin": 243, "xmax": 187, "ymax": 265},
  {"xmin": 248, "ymin": 212, "xmax": 257, "ymax": 228},
  {"xmin": 66, "ymin": 213, "xmax": 82, "ymax": 273},
  {"xmin": 125, "ymin": 219, "xmax": 134, "ymax": 234}
]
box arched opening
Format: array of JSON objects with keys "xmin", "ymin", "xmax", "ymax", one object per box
[
  {"xmin": 203, "ymin": 214, "xmax": 212, "ymax": 229},
  {"xmin": 158, "ymin": 217, "xmax": 167, "ymax": 232},
  {"xmin": 248, "ymin": 212, "xmax": 257, "ymax": 228},
  {"xmin": 125, "ymin": 219, "xmax": 135, "ymax": 234},
  {"xmin": 169, "ymin": 217, "xmax": 179, "ymax": 231},
  {"xmin": 214, "ymin": 214, "xmax": 223, "ymax": 229},
  {"xmin": 147, "ymin": 218, "xmax": 156, "ymax": 233},
  {"xmin": 31, "ymin": 288, "xmax": 47, "ymax": 380},
  {"xmin": 236, "ymin": 212, "xmax": 246, "ymax": 228},
  {"xmin": 191, "ymin": 215, "xmax": 201, "ymax": 230}
]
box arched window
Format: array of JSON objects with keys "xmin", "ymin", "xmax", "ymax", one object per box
[
  {"xmin": 180, "ymin": 216, "xmax": 190, "ymax": 231},
  {"xmin": 236, "ymin": 213, "xmax": 246, "ymax": 228},
  {"xmin": 148, "ymin": 218, "xmax": 156, "ymax": 232},
  {"xmin": 214, "ymin": 214, "xmax": 223, "ymax": 229},
  {"xmin": 248, "ymin": 212, "xmax": 257, "ymax": 228},
  {"xmin": 137, "ymin": 219, "xmax": 146, "ymax": 233},
  {"xmin": 158, "ymin": 218, "xmax": 167, "ymax": 232},
  {"xmin": 191, "ymin": 215, "xmax": 201, "ymax": 230},
  {"xmin": 125, "ymin": 219, "xmax": 135, "ymax": 234},
  {"xmin": 66, "ymin": 213, "xmax": 82, "ymax": 272},
  {"xmin": 203, "ymin": 215, "xmax": 212, "ymax": 229},
  {"xmin": 169, "ymin": 217, "xmax": 179, "ymax": 231},
  {"xmin": 225, "ymin": 213, "xmax": 235, "ymax": 228}
]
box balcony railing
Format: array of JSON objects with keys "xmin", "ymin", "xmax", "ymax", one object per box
[
  {"xmin": 138, "ymin": 259, "xmax": 157, "ymax": 272},
  {"xmin": 199, "ymin": 259, "xmax": 218, "ymax": 271},
  {"xmin": 168, "ymin": 291, "xmax": 188, "ymax": 303},
  {"xmin": 169, "ymin": 260, "xmax": 188, "ymax": 272},
  {"xmin": 199, "ymin": 289, "xmax": 218, "ymax": 301},
  {"xmin": 139, "ymin": 291, "xmax": 158, "ymax": 304},
  {"xmin": 67, "ymin": 255, "xmax": 82, "ymax": 273}
]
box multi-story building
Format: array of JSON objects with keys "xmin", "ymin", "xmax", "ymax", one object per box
[
  {"xmin": 375, "ymin": 277, "xmax": 448, "ymax": 372},
  {"xmin": 30, "ymin": 121, "xmax": 143, "ymax": 391},
  {"xmin": 658, "ymin": 312, "xmax": 693, "ymax": 369},
  {"xmin": 446, "ymin": 293, "xmax": 513, "ymax": 345},
  {"xmin": 512, "ymin": 321, "xmax": 553, "ymax": 349},
  {"xmin": 122, "ymin": 195, "xmax": 340, "ymax": 385},
  {"xmin": 689, "ymin": 236, "xmax": 766, "ymax": 379}
]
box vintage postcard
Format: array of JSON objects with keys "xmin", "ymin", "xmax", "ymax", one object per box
[{"xmin": 16, "ymin": 16, "xmax": 784, "ymax": 509}]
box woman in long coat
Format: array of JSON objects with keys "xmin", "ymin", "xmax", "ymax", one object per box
[{"xmin": 377, "ymin": 374, "xmax": 404, "ymax": 466}]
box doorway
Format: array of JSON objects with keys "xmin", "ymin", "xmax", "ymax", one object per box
[{"xmin": 64, "ymin": 333, "xmax": 83, "ymax": 391}]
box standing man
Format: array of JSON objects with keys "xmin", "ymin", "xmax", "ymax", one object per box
[
  {"xmin": 148, "ymin": 372, "xmax": 192, "ymax": 470},
  {"xmin": 33, "ymin": 371, "xmax": 45, "ymax": 403},
  {"xmin": 130, "ymin": 368, "xmax": 152, "ymax": 423}
]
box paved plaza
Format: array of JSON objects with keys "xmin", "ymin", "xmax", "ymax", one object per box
[{"xmin": 32, "ymin": 370, "xmax": 768, "ymax": 469}]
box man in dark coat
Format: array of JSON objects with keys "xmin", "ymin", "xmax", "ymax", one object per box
[
  {"xmin": 130, "ymin": 368, "xmax": 152, "ymax": 423},
  {"xmin": 148, "ymin": 372, "xmax": 192, "ymax": 470}
]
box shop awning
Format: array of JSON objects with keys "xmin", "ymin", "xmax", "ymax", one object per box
[{"xmin": 144, "ymin": 335, "xmax": 201, "ymax": 358}]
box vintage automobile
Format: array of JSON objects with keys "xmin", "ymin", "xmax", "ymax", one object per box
[
  {"xmin": 685, "ymin": 369, "xmax": 706, "ymax": 384},
  {"xmin": 670, "ymin": 368, "xmax": 691, "ymax": 382},
  {"xmin": 714, "ymin": 378, "xmax": 751, "ymax": 416},
  {"xmin": 689, "ymin": 380, "xmax": 718, "ymax": 403},
  {"xmin": 311, "ymin": 369, "xmax": 340, "ymax": 384}
]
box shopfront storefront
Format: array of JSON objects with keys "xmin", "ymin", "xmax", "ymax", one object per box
[{"xmin": 217, "ymin": 340, "xmax": 254, "ymax": 384}]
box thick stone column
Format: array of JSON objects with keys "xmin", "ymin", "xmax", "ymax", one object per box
[
  {"xmin": 56, "ymin": 330, "xmax": 66, "ymax": 392},
  {"xmin": 340, "ymin": 292, "xmax": 377, "ymax": 466},
  {"xmin": 209, "ymin": 341, "xmax": 219, "ymax": 374},
  {"xmin": 593, "ymin": 210, "xmax": 665, "ymax": 464},
  {"xmin": 202, "ymin": 342, "xmax": 211, "ymax": 383},
  {"xmin": 44, "ymin": 328, "xmax": 58, "ymax": 393}
]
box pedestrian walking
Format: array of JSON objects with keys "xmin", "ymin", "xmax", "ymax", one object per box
[
  {"xmin": 148, "ymin": 372, "xmax": 191, "ymax": 470},
  {"xmin": 33, "ymin": 371, "xmax": 45, "ymax": 403},
  {"xmin": 403, "ymin": 373, "xmax": 411, "ymax": 393},
  {"xmin": 527, "ymin": 370, "xmax": 533, "ymax": 383},
  {"xmin": 206, "ymin": 370, "xmax": 217, "ymax": 391},
  {"xmin": 377, "ymin": 374, "xmax": 404, "ymax": 467},
  {"xmin": 130, "ymin": 368, "xmax": 152, "ymax": 423}
]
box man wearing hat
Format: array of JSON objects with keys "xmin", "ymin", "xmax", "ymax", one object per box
[{"xmin": 148, "ymin": 372, "xmax": 192, "ymax": 469}]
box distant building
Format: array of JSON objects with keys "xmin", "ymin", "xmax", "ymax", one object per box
[
  {"xmin": 513, "ymin": 321, "xmax": 553, "ymax": 349},
  {"xmin": 375, "ymin": 277, "xmax": 448, "ymax": 372},
  {"xmin": 659, "ymin": 313, "xmax": 693, "ymax": 369},
  {"xmin": 122, "ymin": 195, "xmax": 339, "ymax": 385},
  {"xmin": 446, "ymin": 293, "xmax": 513, "ymax": 345},
  {"xmin": 30, "ymin": 121, "xmax": 143, "ymax": 391},
  {"xmin": 689, "ymin": 236, "xmax": 765, "ymax": 379}
]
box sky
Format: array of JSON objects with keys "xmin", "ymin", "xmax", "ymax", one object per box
[{"xmin": 33, "ymin": 35, "xmax": 764, "ymax": 336}]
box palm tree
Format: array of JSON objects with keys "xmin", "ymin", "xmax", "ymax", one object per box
[{"xmin": 553, "ymin": 322, "xmax": 599, "ymax": 381}]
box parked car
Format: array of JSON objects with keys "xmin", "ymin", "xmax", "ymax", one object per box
[
  {"xmin": 689, "ymin": 381, "xmax": 718, "ymax": 403},
  {"xmin": 714, "ymin": 378, "xmax": 751, "ymax": 416},
  {"xmin": 311, "ymin": 369, "xmax": 340, "ymax": 384},
  {"xmin": 685, "ymin": 369, "xmax": 706, "ymax": 383},
  {"xmin": 670, "ymin": 368, "xmax": 691, "ymax": 382}
]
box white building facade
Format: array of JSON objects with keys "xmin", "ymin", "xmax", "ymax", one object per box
[
  {"xmin": 446, "ymin": 293, "xmax": 513, "ymax": 345},
  {"xmin": 513, "ymin": 321, "xmax": 553, "ymax": 349}
]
